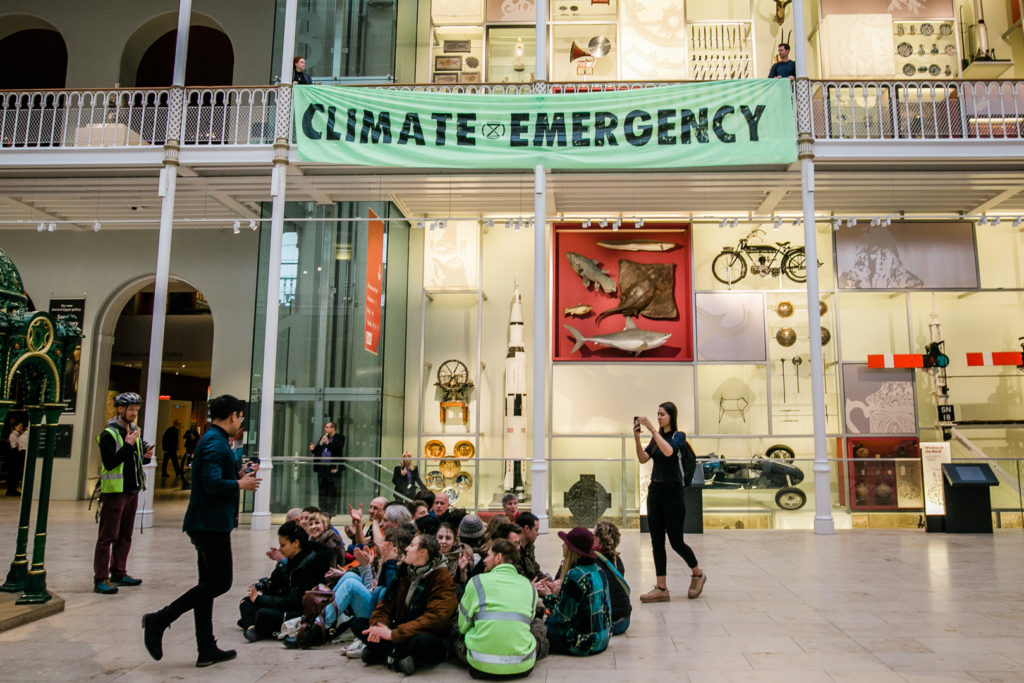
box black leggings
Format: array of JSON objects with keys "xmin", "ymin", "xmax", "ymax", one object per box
[{"xmin": 647, "ymin": 482, "xmax": 698, "ymax": 576}]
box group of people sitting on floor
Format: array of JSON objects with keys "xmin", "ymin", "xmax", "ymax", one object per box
[{"xmin": 236, "ymin": 491, "xmax": 631, "ymax": 678}]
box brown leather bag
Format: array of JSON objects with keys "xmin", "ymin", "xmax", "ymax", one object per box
[{"xmin": 302, "ymin": 589, "xmax": 335, "ymax": 625}]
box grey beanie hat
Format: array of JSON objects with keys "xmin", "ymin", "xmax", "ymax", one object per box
[{"xmin": 459, "ymin": 514, "xmax": 485, "ymax": 540}]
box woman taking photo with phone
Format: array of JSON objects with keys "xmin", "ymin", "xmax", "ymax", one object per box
[{"xmin": 633, "ymin": 401, "xmax": 706, "ymax": 603}]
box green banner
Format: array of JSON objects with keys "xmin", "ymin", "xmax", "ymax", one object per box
[{"xmin": 293, "ymin": 80, "xmax": 797, "ymax": 170}]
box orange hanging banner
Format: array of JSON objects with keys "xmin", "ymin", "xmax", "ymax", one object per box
[{"xmin": 364, "ymin": 209, "xmax": 384, "ymax": 355}]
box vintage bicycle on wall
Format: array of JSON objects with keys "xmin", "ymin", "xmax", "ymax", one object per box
[{"xmin": 711, "ymin": 228, "xmax": 809, "ymax": 285}]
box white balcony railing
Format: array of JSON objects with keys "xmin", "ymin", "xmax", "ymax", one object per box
[
  {"xmin": 3, "ymin": 80, "xmax": 1024, "ymax": 153},
  {"xmin": 811, "ymin": 80, "xmax": 1024, "ymax": 141},
  {"xmin": 182, "ymin": 87, "xmax": 277, "ymax": 146}
]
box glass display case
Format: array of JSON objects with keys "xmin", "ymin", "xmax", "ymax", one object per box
[
  {"xmin": 893, "ymin": 20, "xmax": 959, "ymax": 79},
  {"xmin": 487, "ymin": 28, "xmax": 536, "ymax": 83}
]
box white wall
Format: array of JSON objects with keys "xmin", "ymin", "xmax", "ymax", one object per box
[
  {"xmin": 0, "ymin": 0, "xmax": 276, "ymax": 87},
  {"xmin": 1, "ymin": 226, "xmax": 259, "ymax": 500}
]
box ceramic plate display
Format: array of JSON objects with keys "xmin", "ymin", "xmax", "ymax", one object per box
[
  {"xmin": 439, "ymin": 457, "xmax": 462, "ymax": 479},
  {"xmin": 929, "ymin": 64, "xmax": 941, "ymax": 76},
  {"xmin": 443, "ymin": 486, "xmax": 459, "ymax": 504},
  {"xmin": 897, "ymin": 42, "xmax": 913, "ymax": 57},
  {"xmin": 454, "ymin": 472, "xmax": 473, "ymax": 490},
  {"xmin": 920, "ymin": 23, "xmax": 934, "ymax": 36},
  {"xmin": 944, "ymin": 44, "xmax": 957, "ymax": 56},
  {"xmin": 454, "ymin": 440, "xmax": 475, "ymax": 458},
  {"xmin": 424, "ymin": 439, "xmax": 445, "ymax": 459},
  {"xmin": 903, "ymin": 63, "xmax": 917, "ymax": 76},
  {"xmin": 426, "ymin": 470, "xmax": 445, "ymax": 491},
  {"xmin": 939, "ymin": 23, "xmax": 953, "ymax": 36},
  {"xmin": 465, "ymin": 56, "xmax": 480, "ymax": 69}
]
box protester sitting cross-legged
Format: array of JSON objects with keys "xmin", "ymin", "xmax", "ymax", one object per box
[
  {"xmin": 238, "ymin": 521, "xmax": 327, "ymax": 642},
  {"xmin": 456, "ymin": 538, "xmax": 547, "ymax": 680},
  {"xmin": 514, "ymin": 512, "xmax": 543, "ymax": 582},
  {"xmin": 459, "ymin": 514, "xmax": 487, "ymax": 562},
  {"xmin": 594, "ymin": 520, "xmax": 631, "ymax": 636},
  {"xmin": 289, "ymin": 525, "xmax": 412, "ymax": 652},
  {"xmin": 306, "ymin": 511, "xmax": 344, "ymax": 566},
  {"xmin": 533, "ymin": 527, "xmax": 612, "ymax": 657},
  {"xmin": 350, "ymin": 533, "xmax": 457, "ymax": 675},
  {"xmin": 438, "ymin": 522, "xmax": 473, "ymax": 591}
]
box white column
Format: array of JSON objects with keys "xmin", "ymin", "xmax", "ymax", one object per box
[
  {"xmin": 251, "ymin": 0, "xmax": 298, "ymax": 531},
  {"xmin": 535, "ymin": 0, "xmax": 547, "ymax": 82},
  {"xmin": 792, "ymin": 0, "xmax": 834, "ymax": 535},
  {"xmin": 530, "ymin": 164, "xmax": 549, "ymax": 533},
  {"xmin": 136, "ymin": 0, "xmax": 190, "ymax": 530}
]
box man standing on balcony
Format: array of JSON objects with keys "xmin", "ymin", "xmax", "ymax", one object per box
[
  {"xmin": 310, "ymin": 421, "xmax": 344, "ymax": 516},
  {"xmin": 768, "ymin": 43, "xmax": 796, "ymax": 80}
]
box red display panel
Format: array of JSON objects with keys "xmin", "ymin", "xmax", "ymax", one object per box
[
  {"xmin": 552, "ymin": 222, "xmax": 692, "ymax": 362},
  {"xmin": 847, "ymin": 437, "xmax": 921, "ymax": 511}
]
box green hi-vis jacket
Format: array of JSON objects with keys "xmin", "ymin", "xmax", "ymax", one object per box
[{"xmin": 458, "ymin": 564, "xmax": 538, "ymax": 676}]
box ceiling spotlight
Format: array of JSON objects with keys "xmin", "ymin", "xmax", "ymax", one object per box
[
  {"xmin": 47, "ymin": 222, "xmax": 56, "ymax": 232},
  {"xmin": 93, "ymin": 219, "xmax": 101, "ymax": 232},
  {"xmin": 232, "ymin": 221, "xmax": 240, "ymax": 234},
  {"xmin": 882, "ymin": 217, "xmax": 892, "ymax": 226},
  {"xmin": 990, "ymin": 216, "xmax": 1001, "ymax": 226},
  {"xmin": 598, "ymin": 218, "xmax": 608, "ymax": 228},
  {"xmin": 870, "ymin": 217, "xmax": 881, "ymax": 226},
  {"xmin": 37, "ymin": 222, "xmax": 45, "ymax": 232},
  {"xmin": 773, "ymin": 218, "xmax": 783, "ymax": 230},
  {"xmin": 582, "ymin": 219, "xmax": 591, "ymax": 229},
  {"xmin": 792, "ymin": 218, "xmax": 802, "ymax": 226},
  {"xmin": 513, "ymin": 218, "xmax": 522, "ymax": 231},
  {"xmin": 438, "ymin": 219, "xmax": 447, "ymax": 230},
  {"xmin": 719, "ymin": 219, "xmax": 728, "ymax": 228},
  {"xmin": 249, "ymin": 219, "xmax": 258, "ymax": 230},
  {"xmin": 612, "ymin": 219, "xmax": 621, "ymax": 231},
  {"xmin": 414, "ymin": 219, "xmax": 424, "ymax": 230},
  {"xmin": 831, "ymin": 218, "xmax": 841, "ymax": 231},
  {"xmin": 1013, "ymin": 217, "xmax": 1023, "ymax": 228},
  {"xmin": 635, "ymin": 218, "xmax": 644, "ymax": 228},
  {"xmin": 484, "ymin": 218, "xmax": 495, "ymax": 228},
  {"xmin": 729, "ymin": 218, "xmax": 740, "ymax": 228},
  {"xmin": 977, "ymin": 216, "xmax": 987, "ymax": 225},
  {"xmin": 847, "ymin": 218, "xmax": 857, "ymax": 227}
]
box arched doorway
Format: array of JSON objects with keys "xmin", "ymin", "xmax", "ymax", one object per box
[
  {"xmin": 130, "ymin": 24, "xmax": 233, "ymax": 87},
  {"xmin": 0, "ymin": 17, "xmax": 67, "ymax": 89},
  {"xmin": 86, "ymin": 277, "xmax": 213, "ymax": 522}
]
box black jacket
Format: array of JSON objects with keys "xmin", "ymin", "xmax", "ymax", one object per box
[
  {"xmin": 162, "ymin": 425, "xmax": 179, "ymax": 452},
  {"xmin": 183, "ymin": 425, "xmax": 240, "ymax": 533},
  {"xmin": 256, "ymin": 544, "xmax": 329, "ymax": 613},
  {"xmin": 313, "ymin": 433, "xmax": 345, "ymax": 475},
  {"xmin": 392, "ymin": 465, "xmax": 426, "ymax": 499},
  {"xmin": 596, "ymin": 552, "xmax": 631, "ymax": 623}
]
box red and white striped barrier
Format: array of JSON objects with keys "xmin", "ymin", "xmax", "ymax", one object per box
[
  {"xmin": 965, "ymin": 351, "xmax": 1023, "ymax": 367},
  {"xmin": 867, "ymin": 354, "xmax": 924, "ymax": 369}
]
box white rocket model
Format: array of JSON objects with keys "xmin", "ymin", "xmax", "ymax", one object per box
[{"xmin": 503, "ymin": 278, "xmax": 528, "ymax": 497}]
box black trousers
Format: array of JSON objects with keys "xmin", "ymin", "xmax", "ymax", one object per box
[
  {"xmin": 647, "ymin": 481, "xmax": 698, "ymax": 576},
  {"xmin": 316, "ymin": 471, "xmax": 341, "ymax": 516},
  {"xmin": 158, "ymin": 530, "xmax": 233, "ymax": 653},
  {"xmin": 350, "ymin": 617, "xmax": 449, "ymax": 668},
  {"xmin": 162, "ymin": 450, "xmax": 183, "ymax": 477},
  {"xmin": 238, "ymin": 599, "xmax": 298, "ymax": 639}
]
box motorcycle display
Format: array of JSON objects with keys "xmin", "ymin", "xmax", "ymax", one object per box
[
  {"xmin": 698, "ymin": 444, "xmax": 807, "ymax": 510},
  {"xmin": 711, "ymin": 228, "xmax": 808, "ymax": 285}
]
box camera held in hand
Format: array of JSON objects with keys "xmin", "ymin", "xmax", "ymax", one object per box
[
  {"xmin": 633, "ymin": 416, "xmax": 641, "ymax": 432},
  {"xmin": 253, "ymin": 577, "xmax": 272, "ymax": 592}
]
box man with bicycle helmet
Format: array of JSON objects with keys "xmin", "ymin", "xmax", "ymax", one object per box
[{"xmin": 92, "ymin": 391, "xmax": 153, "ymax": 594}]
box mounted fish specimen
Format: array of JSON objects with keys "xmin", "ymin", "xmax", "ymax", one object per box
[
  {"xmin": 565, "ymin": 252, "xmax": 616, "ymax": 294},
  {"xmin": 596, "ymin": 239, "xmax": 678, "ymax": 252},
  {"xmin": 563, "ymin": 303, "xmax": 592, "ymax": 318},
  {"xmin": 564, "ymin": 318, "xmax": 671, "ymax": 356},
  {"xmin": 595, "ymin": 260, "xmax": 677, "ymax": 323}
]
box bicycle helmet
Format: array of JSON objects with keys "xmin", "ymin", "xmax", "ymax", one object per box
[{"xmin": 113, "ymin": 392, "xmax": 143, "ymax": 407}]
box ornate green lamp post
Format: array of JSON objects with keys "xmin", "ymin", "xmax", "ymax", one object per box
[{"xmin": 0, "ymin": 249, "xmax": 80, "ymax": 604}]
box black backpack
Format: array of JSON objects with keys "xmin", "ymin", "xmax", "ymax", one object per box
[{"xmin": 677, "ymin": 433, "xmax": 697, "ymax": 487}]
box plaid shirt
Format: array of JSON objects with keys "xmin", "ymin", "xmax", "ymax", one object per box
[{"xmin": 543, "ymin": 562, "xmax": 612, "ymax": 656}]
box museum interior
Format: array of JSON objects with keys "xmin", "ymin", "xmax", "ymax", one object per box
[{"xmin": 1, "ymin": 0, "xmax": 1024, "ymax": 533}]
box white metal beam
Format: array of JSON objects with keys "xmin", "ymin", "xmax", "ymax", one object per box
[
  {"xmin": 971, "ymin": 186, "xmax": 1024, "ymax": 214},
  {"xmin": 756, "ymin": 187, "xmax": 789, "ymax": 215}
]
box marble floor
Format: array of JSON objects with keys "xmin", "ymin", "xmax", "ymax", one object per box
[{"xmin": 0, "ymin": 497, "xmax": 1022, "ymax": 682}]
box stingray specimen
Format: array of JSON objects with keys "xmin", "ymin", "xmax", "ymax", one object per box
[{"xmin": 595, "ymin": 259, "xmax": 677, "ymax": 323}]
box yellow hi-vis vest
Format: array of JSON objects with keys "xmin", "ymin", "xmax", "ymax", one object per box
[
  {"xmin": 458, "ymin": 565, "xmax": 538, "ymax": 676},
  {"xmin": 97, "ymin": 427, "xmax": 144, "ymax": 494}
]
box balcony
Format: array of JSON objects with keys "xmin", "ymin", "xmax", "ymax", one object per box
[{"xmin": 1, "ymin": 80, "xmax": 1023, "ymax": 162}]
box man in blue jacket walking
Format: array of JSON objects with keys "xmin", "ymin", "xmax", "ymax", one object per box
[{"xmin": 141, "ymin": 395, "xmax": 261, "ymax": 668}]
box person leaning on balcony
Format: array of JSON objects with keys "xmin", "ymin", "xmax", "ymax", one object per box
[
  {"xmin": 293, "ymin": 56, "xmax": 312, "ymax": 85},
  {"xmin": 768, "ymin": 42, "xmax": 796, "ymax": 80}
]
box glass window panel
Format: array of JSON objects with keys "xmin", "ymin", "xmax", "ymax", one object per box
[
  {"xmin": 551, "ymin": 0, "xmax": 617, "ymax": 21},
  {"xmin": 487, "ymin": 0, "xmax": 536, "ymax": 23},
  {"xmin": 620, "ymin": 2, "xmax": 688, "ymax": 80},
  {"xmin": 431, "ymin": 27, "xmax": 485, "ymax": 85},
  {"xmin": 836, "ymin": 292, "xmax": 910, "ymax": 358},
  {"xmin": 551, "ymin": 24, "xmax": 617, "ymax": 82},
  {"xmin": 977, "ymin": 223, "xmax": 1024, "ymax": 289},
  {"xmin": 697, "ymin": 364, "xmax": 769, "ymax": 435},
  {"xmin": 488, "ymin": 28, "xmax": 536, "ymax": 83},
  {"xmin": 553, "ymin": 363, "xmax": 695, "ymax": 435},
  {"xmin": 550, "ymin": 436, "xmax": 626, "ymax": 525},
  {"xmin": 433, "ymin": 0, "xmax": 485, "ymax": 24},
  {"xmin": 693, "ymin": 222, "xmax": 826, "ymax": 291}
]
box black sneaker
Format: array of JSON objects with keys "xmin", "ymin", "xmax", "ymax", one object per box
[
  {"xmin": 196, "ymin": 647, "xmax": 237, "ymax": 668},
  {"xmin": 141, "ymin": 613, "xmax": 168, "ymax": 661},
  {"xmin": 242, "ymin": 627, "xmax": 260, "ymax": 643},
  {"xmin": 296, "ymin": 625, "xmax": 326, "ymax": 650},
  {"xmin": 396, "ymin": 655, "xmax": 416, "ymax": 675},
  {"xmin": 113, "ymin": 575, "xmax": 143, "ymax": 587}
]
